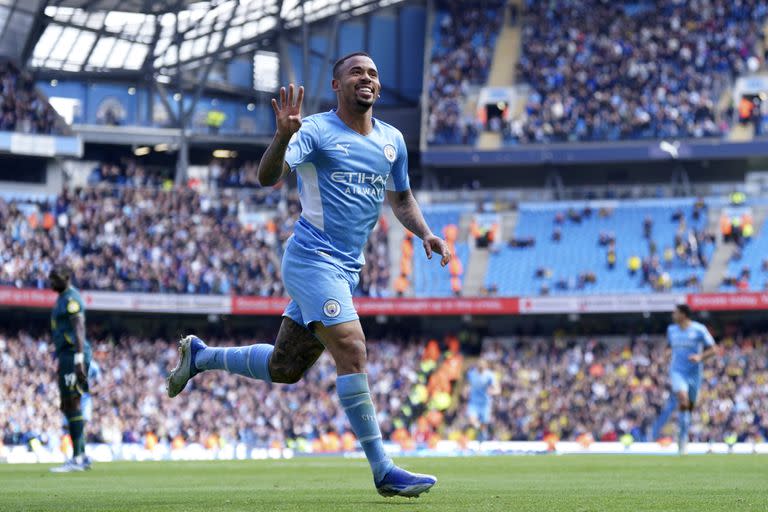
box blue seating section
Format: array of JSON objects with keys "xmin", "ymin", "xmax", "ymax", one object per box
[
  {"xmin": 412, "ymin": 204, "xmax": 473, "ymax": 297},
  {"xmin": 486, "ymin": 200, "xmax": 714, "ymax": 295},
  {"xmin": 721, "ymin": 217, "xmax": 768, "ymax": 291}
]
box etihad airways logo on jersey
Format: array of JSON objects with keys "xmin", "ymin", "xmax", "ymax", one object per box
[{"xmin": 330, "ymin": 171, "xmax": 387, "ymax": 198}]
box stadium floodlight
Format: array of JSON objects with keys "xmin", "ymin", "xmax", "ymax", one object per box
[
  {"xmin": 134, "ymin": 146, "xmax": 151, "ymax": 156},
  {"xmin": 154, "ymin": 143, "xmax": 169, "ymax": 152},
  {"xmin": 157, "ymin": 75, "xmax": 172, "ymax": 84}
]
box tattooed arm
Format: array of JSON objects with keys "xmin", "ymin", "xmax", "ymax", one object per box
[
  {"xmin": 386, "ymin": 189, "xmax": 452, "ymax": 266},
  {"xmin": 258, "ymin": 84, "xmax": 304, "ymax": 187}
]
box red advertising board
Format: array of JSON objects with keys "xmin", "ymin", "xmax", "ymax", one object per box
[
  {"xmin": 1, "ymin": 286, "xmax": 766, "ymax": 315},
  {"xmin": 0, "ymin": 286, "xmax": 56, "ymax": 308},
  {"xmin": 687, "ymin": 292, "xmax": 768, "ymax": 311},
  {"xmin": 230, "ymin": 296, "xmax": 520, "ymax": 316}
]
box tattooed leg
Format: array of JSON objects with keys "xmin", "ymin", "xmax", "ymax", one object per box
[{"xmin": 268, "ymin": 317, "xmax": 325, "ymax": 384}]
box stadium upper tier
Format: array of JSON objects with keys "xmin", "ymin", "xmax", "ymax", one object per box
[
  {"xmin": 2, "ymin": 331, "xmax": 764, "ymax": 449},
  {"xmin": 0, "ymin": 61, "xmax": 63, "ymax": 136},
  {"xmin": 510, "ymin": 0, "xmax": 766, "ymax": 144},
  {"xmin": 486, "ymin": 198, "xmax": 715, "ymax": 296},
  {"xmin": 426, "ymin": 0, "xmax": 768, "ymax": 146},
  {"xmin": 426, "ymin": 0, "xmax": 505, "ymax": 145}
]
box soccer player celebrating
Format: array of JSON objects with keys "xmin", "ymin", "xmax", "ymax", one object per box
[
  {"xmin": 465, "ymin": 359, "xmax": 499, "ymax": 442},
  {"xmin": 48, "ymin": 266, "xmax": 93, "ymax": 472},
  {"xmin": 657, "ymin": 304, "xmax": 717, "ymax": 455},
  {"xmin": 167, "ymin": 52, "xmax": 450, "ymax": 497}
]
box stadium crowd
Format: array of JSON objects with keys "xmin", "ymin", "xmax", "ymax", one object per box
[
  {"xmin": 86, "ymin": 160, "xmax": 170, "ymax": 189},
  {"xmin": 509, "ymin": 0, "xmax": 767, "ymax": 143},
  {"xmin": 426, "ymin": 0, "xmax": 504, "ymax": 145},
  {"xmin": 0, "ymin": 187, "xmax": 390, "ymax": 297},
  {"xmin": 2, "ymin": 330, "xmax": 765, "ymax": 453},
  {"xmin": 474, "ymin": 334, "xmax": 766, "ymax": 444},
  {"xmin": 0, "ymin": 61, "xmax": 62, "ymax": 135}
]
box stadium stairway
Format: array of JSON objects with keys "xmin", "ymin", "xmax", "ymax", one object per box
[
  {"xmin": 464, "ymin": 210, "xmax": 517, "ymax": 295},
  {"xmin": 729, "ymin": 122, "xmax": 755, "ymax": 141},
  {"xmin": 703, "ymin": 204, "xmax": 768, "ymax": 291},
  {"xmin": 702, "ymin": 242, "xmax": 738, "ymax": 291},
  {"xmin": 464, "ymin": 249, "xmax": 490, "ymax": 295},
  {"xmin": 501, "ymin": 210, "xmax": 519, "ymax": 241},
  {"xmin": 702, "ymin": 204, "xmax": 736, "ymax": 291},
  {"xmin": 477, "ymin": 2, "xmax": 522, "ymax": 150}
]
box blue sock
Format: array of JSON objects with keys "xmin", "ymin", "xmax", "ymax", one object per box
[
  {"xmin": 652, "ymin": 394, "xmax": 677, "ymax": 440},
  {"xmin": 195, "ymin": 344, "xmax": 273, "ymax": 383},
  {"xmin": 336, "ymin": 373, "xmax": 394, "ymax": 482},
  {"xmin": 679, "ymin": 410, "xmax": 691, "ymax": 446}
]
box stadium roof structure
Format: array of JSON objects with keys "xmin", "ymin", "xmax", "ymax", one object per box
[{"xmin": 26, "ymin": 0, "xmax": 406, "ymax": 77}]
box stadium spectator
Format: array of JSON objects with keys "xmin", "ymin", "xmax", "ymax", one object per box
[
  {"xmin": 87, "ymin": 159, "xmax": 170, "ymax": 188},
  {"xmin": 509, "ymin": 0, "xmax": 766, "ymax": 144},
  {"xmin": 0, "ymin": 187, "xmax": 390, "ymax": 297},
  {"xmin": 3, "ymin": 330, "xmax": 765, "ymax": 450},
  {"xmin": 426, "ymin": 1, "xmax": 504, "ymax": 145},
  {"xmin": 0, "ymin": 61, "xmax": 61, "ymax": 135}
]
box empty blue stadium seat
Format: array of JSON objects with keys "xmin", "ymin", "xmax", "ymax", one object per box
[{"xmin": 486, "ymin": 199, "xmax": 714, "ymax": 295}]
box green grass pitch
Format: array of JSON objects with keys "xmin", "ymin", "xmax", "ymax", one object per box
[{"xmin": 1, "ymin": 455, "xmax": 766, "ymax": 511}]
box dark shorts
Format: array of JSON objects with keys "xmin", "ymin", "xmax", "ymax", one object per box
[{"xmin": 57, "ymin": 350, "xmax": 92, "ymax": 398}]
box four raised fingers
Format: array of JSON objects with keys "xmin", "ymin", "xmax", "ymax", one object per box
[{"xmin": 274, "ymin": 84, "xmax": 305, "ymax": 112}]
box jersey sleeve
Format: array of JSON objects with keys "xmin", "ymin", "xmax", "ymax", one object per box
[
  {"xmin": 698, "ymin": 324, "xmax": 715, "ymax": 347},
  {"xmin": 666, "ymin": 325, "xmax": 674, "ymax": 345},
  {"xmin": 386, "ymin": 132, "xmax": 410, "ymax": 192},
  {"xmin": 284, "ymin": 118, "xmax": 319, "ymax": 170},
  {"xmin": 65, "ymin": 294, "xmax": 84, "ymax": 317}
]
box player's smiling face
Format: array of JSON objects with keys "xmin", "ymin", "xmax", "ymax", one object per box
[{"xmin": 334, "ymin": 56, "xmax": 380, "ymax": 109}]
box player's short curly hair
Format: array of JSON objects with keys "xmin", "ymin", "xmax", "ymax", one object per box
[
  {"xmin": 675, "ymin": 304, "xmax": 693, "ymax": 319},
  {"xmin": 332, "ymin": 52, "xmax": 372, "ymax": 78},
  {"xmin": 49, "ymin": 264, "xmax": 72, "ymax": 280}
]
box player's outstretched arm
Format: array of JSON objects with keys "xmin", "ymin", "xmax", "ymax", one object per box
[
  {"xmin": 386, "ymin": 189, "xmax": 452, "ymax": 267},
  {"xmin": 258, "ymin": 84, "xmax": 304, "ymax": 187}
]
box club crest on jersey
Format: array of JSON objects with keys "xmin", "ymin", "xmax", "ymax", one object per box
[
  {"xmin": 323, "ymin": 299, "xmax": 341, "ymax": 318},
  {"xmin": 383, "ymin": 144, "xmax": 396, "ymax": 162}
]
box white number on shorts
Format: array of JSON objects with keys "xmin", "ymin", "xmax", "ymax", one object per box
[{"xmin": 64, "ymin": 372, "xmax": 77, "ymax": 389}]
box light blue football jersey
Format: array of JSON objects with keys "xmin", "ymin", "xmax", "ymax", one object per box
[
  {"xmin": 285, "ymin": 110, "xmax": 410, "ymax": 272},
  {"xmin": 667, "ymin": 321, "xmax": 715, "ymax": 376},
  {"xmin": 467, "ymin": 368, "xmax": 496, "ymax": 407}
]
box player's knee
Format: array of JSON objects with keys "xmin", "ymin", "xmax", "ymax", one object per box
[{"xmin": 334, "ymin": 337, "xmax": 367, "ymax": 374}]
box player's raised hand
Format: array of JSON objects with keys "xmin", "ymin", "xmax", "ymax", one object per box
[
  {"xmin": 423, "ymin": 234, "xmax": 452, "ymax": 267},
  {"xmin": 272, "ymin": 83, "xmax": 304, "ymax": 140}
]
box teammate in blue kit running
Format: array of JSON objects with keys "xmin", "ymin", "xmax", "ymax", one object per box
[
  {"xmin": 167, "ymin": 52, "xmax": 450, "ymax": 498},
  {"xmin": 465, "ymin": 359, "xmax": 499, "ymax": 442},
  {"xmin": 654, "ymin": 304, "xmax": 717, "ymax": 454}
]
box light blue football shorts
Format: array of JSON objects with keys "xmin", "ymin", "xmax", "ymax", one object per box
[
  {"xmin": 467, "ymin": 401, "xmax": 492, "ymax": 425},
  {"xmin": 670, "ymin": 371, "xmax": 701, "ymax": 405},
  {"xmin": 281, "ymin": 238, "xmax": 360, "ymax": 328}
]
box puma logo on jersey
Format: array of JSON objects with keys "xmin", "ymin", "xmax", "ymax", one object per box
[{"xmin": 335, "ymin": 143, "xmax": 350, "ymax": 156}]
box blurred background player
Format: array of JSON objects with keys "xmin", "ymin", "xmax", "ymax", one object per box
[
  {"xmin": 167, "ymin": 52, "xmax": 451, "ymax": 498},
  {"xmin": 48, "ymin": 266, "xmax": 93, "ymax": 472},
  {"xmin": 465, "ymin": 358, "xmax": 500, "ymax": 442},
  {"xmin": 656, "ymin": 304, "xmax": 718, "ymax": 455}
]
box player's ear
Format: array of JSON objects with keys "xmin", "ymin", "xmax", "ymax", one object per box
[{"xmin": 331, "ymin": 78, "xmax": 340, "ymax": 93}]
